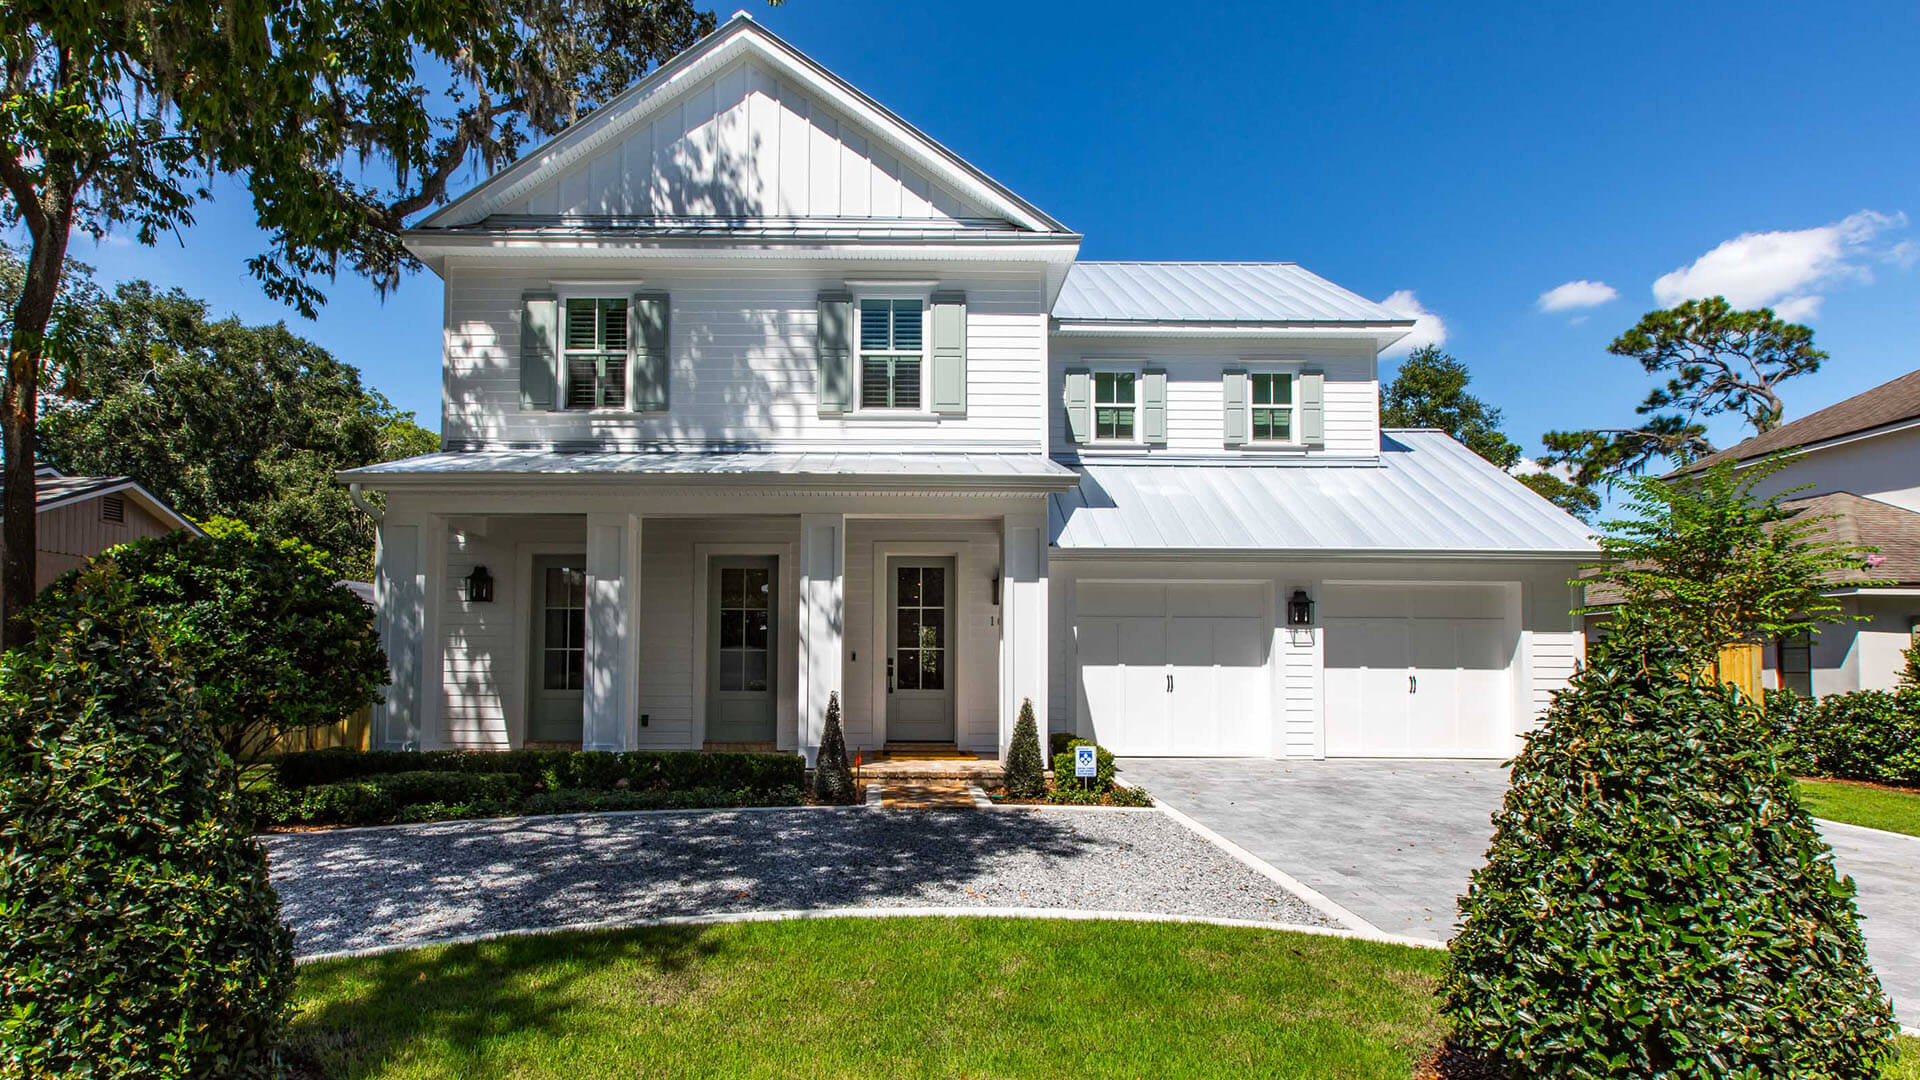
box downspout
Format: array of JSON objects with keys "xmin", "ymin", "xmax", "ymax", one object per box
[{"xmin": 348, "ymin": 482, "xmax": 383, "ymax": 522}]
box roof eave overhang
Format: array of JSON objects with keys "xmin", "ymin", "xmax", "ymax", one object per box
[
  {"xmin": 1048, "ymin": 545, "xmax": 1599, "ymax": 560},
  {"xmin": 1670, "ymin": 414, "xmax": 1920, "ymax": 478},
  {"xmin": 27, "ymin": 480, "xmax": 203, "ymax": 536},
  {"xmin": 337, "ymin": 468, "xmax": 1081, "ymax": 495},
  {"xmin": 1049, "ymin": 320, "xmax": 1414, "ymax": 349}
]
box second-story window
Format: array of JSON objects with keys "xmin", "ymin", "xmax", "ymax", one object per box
[
  {"xmin": 564, "ymin": 297, "xmax": 628, "ymax": 409},
  {"xmin": 1093, "ymin": 372, "xmax": 1137, "ymax": 441},
  {"xmin": 859, "ymin": 298, "xmax": 923, "ymax": 409},
  {"xmin": 1249, "ymin": 372, "xmax": 1294, "ymax": 442}
]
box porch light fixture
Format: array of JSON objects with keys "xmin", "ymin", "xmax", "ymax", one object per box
[
  {"xmin": 1286, "ymin": 589, "xmax": 1314, "ymax": 627},
  {"xmin": 466, "ymin": 565, "xmax": 495, "ymax": 604}
]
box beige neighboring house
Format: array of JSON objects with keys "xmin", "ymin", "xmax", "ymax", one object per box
[
  {"xmin": 0, "ymin": 466, "xmax": 201, "ymax": 612},
  {"xmin": 1676, "ymin": 368, "xmax": 1920, "ymax": 696}
]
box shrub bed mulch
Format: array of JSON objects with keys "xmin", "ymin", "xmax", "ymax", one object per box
[
  {"xmin": 986, "ymin": 777, "xmax": 1153, "ymax": 808},
  {"xmin": 1412, "ymin": 1043, "xmax": 1502, "ymax": 1080}
]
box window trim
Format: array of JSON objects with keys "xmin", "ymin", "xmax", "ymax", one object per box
[
  {"xmin": 1088, "ymin": 366, "xmax": 1142, "ymax": 444},
  {"xmin": 854, "ymin": 289, "xmax": 932, "ymax": 413},
  {"xmin": 1246, "ymin": 369, "xmax": 1300, "ymax": 447},
  {"xmin": 557, "ymin": 291, "xmax": 632, "ymax": 413}
]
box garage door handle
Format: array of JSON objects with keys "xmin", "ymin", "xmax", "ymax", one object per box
[
  {"xmin": 1409, "ymin": 674, "xmax": 1417, "ymax": 694},
  {"xmin": 1166, "ymin": 674, "xmax": 1173, "ymax": 693}
]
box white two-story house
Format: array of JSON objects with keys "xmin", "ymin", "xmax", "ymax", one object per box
[{"xmin": 342, "ymin": 13, "xmax": 1596, "ymax": 762}]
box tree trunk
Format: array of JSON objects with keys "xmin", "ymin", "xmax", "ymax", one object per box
[{"xmin": 2, "ymin": 207, "xmax": 73, "ymax": 649}]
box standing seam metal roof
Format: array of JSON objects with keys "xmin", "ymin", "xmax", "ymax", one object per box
[
  {"xmin": 1049, "ymin": 431, "xmax": 1599, "ymax": 554},
  {"xmin": 1052, "ymin": 262, "xmax": 1413, "ymax": 324}
]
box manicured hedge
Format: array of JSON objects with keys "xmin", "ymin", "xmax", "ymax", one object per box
[
  {"xmin": 251, "ymin": 747, "xmax": 807, "ymax": 829},
  {"xmin": 1772, "ymin": 687, "xmax": 1920, "ymax": 787}
]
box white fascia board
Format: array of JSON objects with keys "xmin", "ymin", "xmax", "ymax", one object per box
[
  {"xmin": 1048, "ymin": 546, "xmax": 1599, "ymax": 561},
  {"xmin": 336, "ymin": 470, "xmax": 1082, "ymax": 495},
  {"xmin": 34, "ymin": 480, "xmax": 203, "ymax": 536},
  {"xmin": 1050, "ymin": 321, "xmax": 1413, "ymax": 351},
  {"xmin": 1824, "ymin": 586, "xmax": 1920, "ymax": 597},
  {"xmin": 412, "ymin": 235, "xmax": 1082, "ymax": 270},
  {"xmin": 419, "ymin": 15, "xmax": 1067, "ymax": 235},
  {"xmin": 1727, "ymin": 415, "xmax": 1920, "ymax": 470}
]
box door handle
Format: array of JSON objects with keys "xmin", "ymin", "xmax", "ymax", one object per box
[
  {"xmin": 1409, "ymin": 674, "xmax": 1418, "ymax": 694},
  {"xmin": 1166, "ymin": 674, "xmax": 1173, "ymax": 692},
  {"xmin": 887, "ymin": 657, "xmax": 895, "ymax": 693}
]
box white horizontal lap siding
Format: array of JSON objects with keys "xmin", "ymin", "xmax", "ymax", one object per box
[
  {"xmin": 844, "ymin": 518, "xmax": 1002, "ymax": 753},
  {"xmin": 521, "ymin": 56, "xmax": 986, "ymax": 221},
  {"xmin": 439, "ymin": 525, "xmax": 516, "ymax": 749},
  {"xmin": 443, "ymin": 264, "xmax": 1046, "ymax": 451},
  {"xmin": 1527, "ymin": 630, "xmax": 1582, "ymax": 720},
  {"xmin": 1047, "ymin": 340, "xmax": 1379, "ymax": 457},
  {"xmin": 1281, "ymin": 628, "xmax": 1320, "ymax": 757}
]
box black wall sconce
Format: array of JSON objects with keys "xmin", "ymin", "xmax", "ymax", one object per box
[
  {"xmin": 466, "ymin": 565, "xmax": 495, "ymax": 604},
  {"xmin": 1286, "ymin": 588, "xmax": 1314, "ymax": 627}
]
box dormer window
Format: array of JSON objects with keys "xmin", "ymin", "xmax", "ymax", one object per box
[
  {"xmin": 563, "ymin": 297, "xmax": 628, "ymax": 409},
  {"xmin": 858, "ymin": 298, "xmax": 924, "ymax": 410}
]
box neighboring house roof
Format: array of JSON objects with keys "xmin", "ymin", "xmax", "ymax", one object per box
[
  {"xmin": 1052, "ymin": 262, "xmax": 1412, "ymax": 325},
  {"xmin": 1677, "ymin": 367, "xmax": 1920, "ymax": 472},
  {"xmin": 1049, "ymin": 430, "xmax": 1598, "ymax": 556},
  {"xmin": 3, "ymin": 467, "xmax": 202, "ymax": 536},
  {"xmin": 341, "ymin": 450, "xmax": 1081, "ymax": 492},
  {"xmin": 339, "ymin": 580, "xmax": 376, "ymax": 607},
  {"xmin": 1786, "ymin": 492, "xmax": 1920, "ymax": 587},
  {"xmin": 415, "ymin": 12, "xmax": 1072, "ymax": 237}
]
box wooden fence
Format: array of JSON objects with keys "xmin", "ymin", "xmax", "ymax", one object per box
[
  {"xmin": 262, "ymin": 704, "xmax": 372, "ymax": 755},
  {"xmin": 1711, "ymin": 643, "xmax": 1765, "ymax": 701}
]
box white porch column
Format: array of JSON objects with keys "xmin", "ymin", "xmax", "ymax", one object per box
[
  {"xmin": 583, "ymin": 511, "xmax": 643, "ymax": 752},
  {"xmin": 1000, "ymin": 510, "xmax": 1048, "ymax": 754},
  {"xmin": 372, "ymin": 513, "xmax": 445, "ymax": 751},
  {"xmin": 797, "ymin": 512, "xmax": 845, "ymax": 764}
]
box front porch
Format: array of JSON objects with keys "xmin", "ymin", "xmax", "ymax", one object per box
[{"xmin": 360, "ymin": 477, "xmax": 1056, "ymax": 764}]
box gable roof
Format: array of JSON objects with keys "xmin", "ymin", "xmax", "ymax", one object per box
[
  {"xmin": 1783, "ymin": 492, "xmax": 1920, "ymax": 587},
  {"xmin": 1678, "ymin": 367, "xmax": 1920, "ymax": 473},
  {"xmin": 4, "ymin": 467, "xmax": 202, "ymax": 535},
  {"xmin": 1053, "ymin": 262, "xmax": 1412, "ymax": 325},
  {"xmin": 417, "ymin": 12, "xmax": 1070, "ymax": 237}
]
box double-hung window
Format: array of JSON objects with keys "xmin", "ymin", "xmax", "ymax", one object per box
[
  {"xmin": 1093, "ymin": 371, "xmax": 1137, "ymax": 441},
  {"xmin": 563, "ymin": 297, "xmax": 628, "ymax": 409},
  {"xmin": 858, "ymin": 298, "xmax": 924, "ymax": 410},
  {"xmin": 1249, "ymin": 372, "xmax": 1294, "ymax": 443},
  {"xmin": 1776, "ymin": 631, "xmax": 1813, "ymax": 697}
]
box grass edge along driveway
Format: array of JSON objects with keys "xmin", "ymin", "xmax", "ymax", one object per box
[
  {"xmin": 289, "ymin": 916, "xmax": 1920, "ymax": 1080},
  {"xmin": 1799, "ymin": 778, "xmax": 1920, "ymax": 838}
]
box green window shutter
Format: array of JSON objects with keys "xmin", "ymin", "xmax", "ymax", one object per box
[
  {"xmin": 1141, "ymin": 369, "xmax": 1168, "ymax": 445},
  {"xmin": 629, "ymin": 292, "xmax": 670, "ymax": 412},
  {"xmin": 929, "ymin": 291, "xmax": 967, "ymax": 415},
  {"xmin": 817, "ymin": 292, "xmax": 852, "ymax": 416},
  {"xmin": 1299, "ymin": 370, "xmax": 1325, "ymax": 446},
  {"xmin": 520, "ymin": 292, "xmax": 558, "ymax": 411},
  {"xmin": 1222, "ymin": 369, "xmax": 1248, "ymax": 446},
  {"xmin": 1064, "ymin": 368, "xmax": 1092, "ymax": 444}
]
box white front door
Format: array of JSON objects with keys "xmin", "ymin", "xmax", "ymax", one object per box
[
  {"xmin": 1074, "ymin": 583, "xmax": 1270, "ymax": 756},
  {"xmin": 1323, "ymin": 584, "xmax": 1516, "ymax": 757}
]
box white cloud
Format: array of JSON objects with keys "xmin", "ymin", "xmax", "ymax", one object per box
[
  {"xmin": 1651, "ymin": 209, "xmax": 1910, "ymax": 319},
  {"xmin": 1536, "ymin": 279, "xmax": 1619, "ymax": 313},
  {"xmin": 1510, "ymin": 457, "xmax": 1576, "ymax": 481},
  {"xmin": 1378, "ymin": 289, "xmax": 1447, "ymax": 357}
]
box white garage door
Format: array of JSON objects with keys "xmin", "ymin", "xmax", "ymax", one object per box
[
  {"xmin": 1074, "ymin": 582, "xmax": 1270, "ymax": 756},
  {"xmin": 1322, "ymin": 584, "xmax": 1516, "ymax": 758}
]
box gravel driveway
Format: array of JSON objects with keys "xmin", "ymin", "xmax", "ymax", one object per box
[{"xmin": 264, "ymin": 806, "xmax": 1335, "ymax": 957}]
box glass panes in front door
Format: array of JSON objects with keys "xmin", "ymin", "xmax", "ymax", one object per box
[
  {"xmin": 894, "ymin": 564, "xmax": 947, "ymax": 691},
  {"xmin": 542, "ymin": 565, "xmax": 586, "ymax": 691},
  {"xmin": 718, "ymin": 565, "xmax": 772, "ymax": 692}
]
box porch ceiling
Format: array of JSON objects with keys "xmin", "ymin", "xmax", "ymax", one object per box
[{"xmin": 340, "ymin": 450, "xmax": 1081, "ymax": 493}]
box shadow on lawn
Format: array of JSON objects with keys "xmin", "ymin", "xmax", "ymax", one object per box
[
  {"xmin": 286, "ymin": 924, "xmax": 724, "ymax": 1078},
  {"xmin": 265, "ymin": 808, "xmax": 1103, "ymax": 957}
]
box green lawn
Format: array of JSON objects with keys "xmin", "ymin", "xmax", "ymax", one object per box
[
  {"xmin": 290, "ymin": 917, "xmax": 1920, "ymax": 1079},
  {"xmin": 291, "ymin": 918, "xmax": 1447, "ymax": 1079},
  {"xmin": 1799, "ymin": 778, "xmax": 1920, "ymax": 837}
]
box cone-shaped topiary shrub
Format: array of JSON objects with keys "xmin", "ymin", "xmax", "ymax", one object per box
[
  {"xmin": 1004, "ymin": 698, "xmax": 1045, "ymax": 798},
  {"xmin": 1442, "ymin": 613, "xmax": 1897, "ymax": 1078},
  {"xmin": 812, "ymin": 691, "xmax": 856, "ymax": 804},
  {"xmin": 1, "ymin": 565, "xmax": 295, "ymax": 1077}
]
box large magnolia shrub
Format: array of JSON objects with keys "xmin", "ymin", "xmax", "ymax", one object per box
[
  {"xmin": 1443, "ymin": 616, "xmax": 1896, "ymax": 1078},
  {"xmin": 33, "ymin": 517, "xmax": 386, "ymax": 760},
  {"xmin": 0, "ymin": 567, "xmax": 294, "ymax": 1077}
]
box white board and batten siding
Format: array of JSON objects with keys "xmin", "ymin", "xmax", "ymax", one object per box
[
  {"xmin": 442, "ymin": 263, "xmax": 1048, "ymax": 452},
  {"xmin": 1047, "ymin": 338, "xmax": 1380, "ymax": 458},
  {"xmin": 520, "ymin": 54, "xmax": 995, "ymax": 223}
]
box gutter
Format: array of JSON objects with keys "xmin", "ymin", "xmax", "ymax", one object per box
[
  {"xmin": 347, "ymin": 482, "xmax": 384, "ymax": 521},
  {"xmin": 336, "ymin": 469, "xmax": 1082, "ymax": 496}
]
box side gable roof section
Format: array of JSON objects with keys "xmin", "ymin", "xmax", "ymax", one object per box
[
  {"xmin": 416, "ymin": 12, "xmax": 1071, "ymax": 237},
  {"xmin": 1054, "ymin": 262, "xmax": 1413, "ymax": 325},
  {"xmin": 3, "ymin": 470, "xmax": 203, "ymax": 537},
  {"xmin": 1676, "ymin": 366, "xmax": 1920, "ymax": 473}
]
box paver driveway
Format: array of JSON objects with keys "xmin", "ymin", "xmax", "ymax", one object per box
[{"xmin": 1119, "ymin": 756, "xmax": 1920, "ymax": 1027}]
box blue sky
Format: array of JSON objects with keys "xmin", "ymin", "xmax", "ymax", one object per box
[{"xmin": 69, "ymin": 0, "xmax": 1920, "ymax": 463}]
